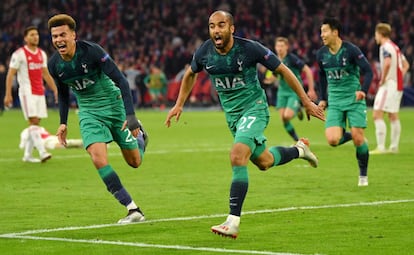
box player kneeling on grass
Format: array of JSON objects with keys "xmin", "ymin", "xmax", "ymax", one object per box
[
  {"xmin": 165, "ymin": 10, "xmax": 325, "ymax": 239},
  {"xmin": 20, "ymin": 126, "xmax": 83, "ymax": 160},
  {"xmin": 47, "ymin": 14, "xmax": 149, "ymax": 224}
]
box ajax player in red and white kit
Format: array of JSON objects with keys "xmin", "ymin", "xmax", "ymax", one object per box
[
  {"xmin": 4, "ymin": 26, "xmax": 58, "ymax": 163},
  {"xmin": 20, "ymin": 126, "xmax": 83, "ymax": 152},
  {"xmin": 371, "ymin": 23, "xmax": 410, "ymax": 154}
]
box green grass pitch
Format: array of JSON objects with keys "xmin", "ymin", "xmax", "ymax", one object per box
[{"xmin": 0, "ymin": 107, "xmax": 413, "ymax": 255}]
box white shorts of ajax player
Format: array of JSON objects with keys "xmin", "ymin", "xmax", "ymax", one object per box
[
  {"xmin": 19, "ymin": 94, "xmax": 48, "ymax": 120},
  {"xmin": 373, "ymin": 79, "xmax": 402, "ymax": 113}
]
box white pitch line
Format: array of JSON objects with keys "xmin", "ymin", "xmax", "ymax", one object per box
[
  {"xmin": 1, "ymin": 199, "xmax": 413, "ymax": 255},
  {"xmin": 0, "ymin": 235, "xmax": 311, "ymax": 255},
  {"xmin": 3, "ymin": 199, "xmax": 413, "ymax": 237}
]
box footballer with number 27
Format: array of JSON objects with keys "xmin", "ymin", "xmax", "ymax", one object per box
[{"xmin": 165, "ymin": 10, "xmax": 325, "ymax": 239}]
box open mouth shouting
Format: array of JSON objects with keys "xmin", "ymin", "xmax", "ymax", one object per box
[
  {"xmin": 55, "ymin": 43, "xmax": 67, "ymax": 53},
  {"xmin": 213, "ymin": 35, "xmax": 224, "ymax": 48}
]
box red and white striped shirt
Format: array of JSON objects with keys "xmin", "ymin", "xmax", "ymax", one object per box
[{"xmin": 9, "ymin": 45, "xmax": 48, "ymax": 95}]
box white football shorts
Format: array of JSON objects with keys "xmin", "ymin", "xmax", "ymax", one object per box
[
  {"xmin": 373, "ymin": 79, "xmax": 403, "ymax": 113},
  {"xmin": 19, "ymin": 94, "xmax": 48, "ymax": 120}
]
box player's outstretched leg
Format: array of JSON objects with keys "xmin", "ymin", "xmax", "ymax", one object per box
[{"xmin": 295, "ymin": 138, "xmax": 318, "ymax": 168}]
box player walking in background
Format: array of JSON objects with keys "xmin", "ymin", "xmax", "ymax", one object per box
[
  {"xmin": 4, "ymin": 26, "xmax": 57, "ymax": 163},
  {"xmin": 47, "ymin": 14, "xmax": 148, "ymax": 224},
  {"xmin": 370, "ymin": 23, "xmax": 410, "ymax": 154},
  {"xmin": 316, "ymin": 17, "xmax": 373, "ymax": 186},
  {"xmin": 165, "ymin": 10, "xmax": 325, "ymax": 239},
  {"xmin": 274, "ymin": 36, "xmax": 317, "ymax": 141}
]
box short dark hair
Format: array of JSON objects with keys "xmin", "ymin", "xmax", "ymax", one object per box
[
  {"xmin": 322, "ymin": 17, "xmax": 342, "ymax": 35},
  {"xmin": 24, "ymin": 26, "xmax": 38, "ymax": 37},
  {"xmin": 48, "ymin": 14, "xmax": 76, "ymax": 31}
]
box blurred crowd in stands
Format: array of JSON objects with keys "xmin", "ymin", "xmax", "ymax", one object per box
[{"xmin": 1, "ymin": 0, "xmax": 413, "ymax": 109}]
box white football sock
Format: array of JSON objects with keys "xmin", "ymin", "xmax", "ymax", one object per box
[
  {"xmin": 66, "ymin": 139, "xmax": 83, "ymax": 148},
  {"xmin": 29, "ymin": 125, "xmax": 47, "ymax": 155},
  {"xmin": 126, "ymin": 201, "xmax": 138, "ymax": 211},
  {"xmin": 227, "ymin": 214, "xmax": 240, "ymax": 226},
  {"xmin": 24, "ymin": 137, "xmax": 34, "ymax": 159},
  {"xmin": 374, "ymin": 119, "xmax": 386, "ymax": 150},
  {"xmin": 390, "ymin": 119, "xmax": 401, "ymax": 150}
]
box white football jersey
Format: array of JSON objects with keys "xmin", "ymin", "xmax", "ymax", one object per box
[
  {"xmin": 9, "ymin": 46, "xmax": 48, "ymax": 96},
  {"xmin": 379, "ymin": 40, "xmax": 405, "ymax": 91}
]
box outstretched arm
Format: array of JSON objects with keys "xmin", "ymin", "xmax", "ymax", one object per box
[{"xmin": 165, "ymin": 66, "xmax": 198, "ymax": 127}]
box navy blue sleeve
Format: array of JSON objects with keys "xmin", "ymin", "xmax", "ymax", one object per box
[
  {"xmin": 48, "ymin": 56, "xmax": 70, "ymax": 125},
  {"xmin": 350, "ymin": 45, "xmax": 373, "ymax": 95},
  {"xmin": 92, "ymin": 43, "xmax": 135, "ymax": 116},
  {"xmin": 57, "ymin": 83, "xmax": 70, "ymax": 125},
  {"xmin": 316, "ymin": 50, "xmax": 328, "ymax": 101},
  {"xmin": 251, "ymin": 41, "xmax": 281, "ymax": 71},
  {"xmin": 191, "ymin": 41, "xmax": 208, "ymax": 73},
  {"xmin": 289, "ymin": 53, "xmax": 305, "ymax": 70}
]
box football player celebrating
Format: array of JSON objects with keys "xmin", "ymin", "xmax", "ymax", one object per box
[
  {"xmin": 316, "ymin": 17, "xmax": 373, "ymax": 186},
  {"xmin": 47, "ymin": 14, "xmax": 148, "ymax": 224},
  {"xmin": 165, "ymin": 10, "xmax": 324, "ymax": 238}
]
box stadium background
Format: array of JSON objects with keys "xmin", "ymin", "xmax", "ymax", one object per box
[{"xmin": 1, "ymin": 0, "xmax": 413, "ymax": 108}]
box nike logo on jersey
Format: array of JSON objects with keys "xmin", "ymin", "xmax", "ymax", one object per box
[
  {"xmin": 58, "ymin": 72, "xmax": 64, "ymax": 77},
  {"xmin": 206, "ymin": 65, "xmax": 215, "ymax": 70}
]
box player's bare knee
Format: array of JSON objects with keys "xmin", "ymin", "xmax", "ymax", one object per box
[
  {"xmin": 327, "ymin": 138, "xmax": 340, "ymax": 147},
  {"xmin": 127, "ymin": 162, "xmax": 139, "ymax": 168},
  {"xmin": 257, "ymin": 164, "xmax": 270, "ymax": 171},
  {"xmin": 230, "ymin": 152, "xmax": 246, "ymax": 166},
  {"xmin": 352, "ymin": 137, "xmax": 365, "ymax": 147},
  {"xmin": 252, "ymin": 159, "xmax": 271, "ymax": 171},
  {"xmin": 92, "ymin": 159, "xmax": 109, "ymax": 169},
  {"xmin": 127, "ymin": 158, "xmax": 141, "ymax": 168}
]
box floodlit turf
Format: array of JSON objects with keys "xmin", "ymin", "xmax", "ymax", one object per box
[{"xmin": 0, "ymin": 107, "xmax": 413, "ymax": 255}]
